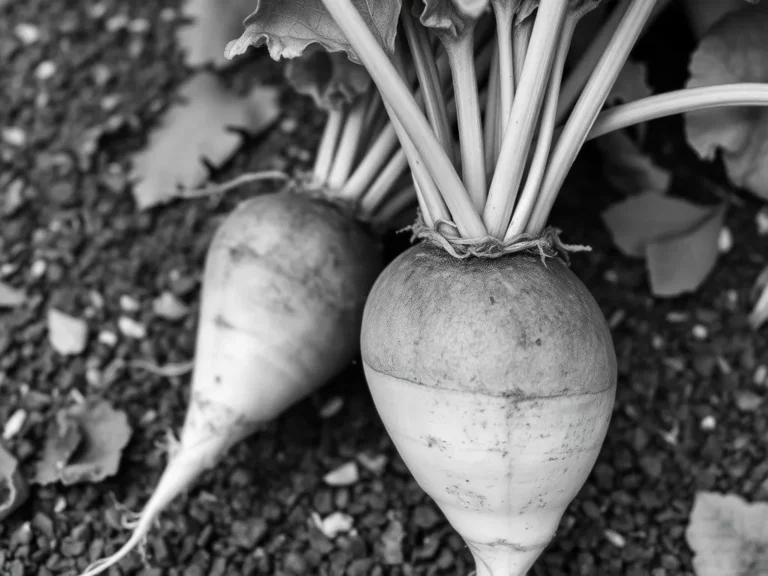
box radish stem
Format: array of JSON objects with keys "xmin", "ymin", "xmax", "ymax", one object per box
[
  {"xmin": 445, "ymin": 30, "xmax": 487, "ymax": 210},
  {"xmin": 327, "ymin": 97, "xmax": 368, "ymax": 189},
  {"xmin": 484, "ymin": 46, "xmax": 501, "ymax": 178},
  {"xmin": 359, "ymin": 149, "xmax": 408, "ymax": 216},
  {"xmin": 483, "ymin": 0, "xmax": 568, "ymax": 239},
  {"xmin": 505, "ymin": 17, "xmax": 575, "ymax": 239},
  {"xmin": 321, "ymin": 0, "xmax": 486, "ymax": 238},
  {"xmin": 587, "ymin": 83, "xmax": 768, "ymax": 140},
  {"xmin": 370, "ymin": 184, "xmax": 417, "ymax": 226},
  {"xmin": 402, "ymin": 10, "xmax": 453, "ymax": 157},
  {"xmin": 529, "ymin": 0, "xmax": 658, "ymax": 235},
  {"xmin": 492, "ymin": 1, "xmax": 515, "ymax": 139},
  {"xmin": 513, "ymin": 16, "xmax": 533, "ymax": 89},
  {"xmin": 313, "ymin": 108, "xmax": 345, "ymax": 184}
]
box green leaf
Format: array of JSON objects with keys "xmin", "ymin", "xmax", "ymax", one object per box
[
  {"xmin": 176, "ymin": 0, "xmax": 254, "ymax": 68},
  {"xmin": 686, "ymin": 492, "xmax": 768, "ymax": 576},
  {"xmin": 684, "ymin": 2, "xmax": 768, "ymax": 200},
  {"xmin": 224, "ymin": 0, "xmax": 401, "ymax": 64},
  {"xmin": 284, "ymin": 47, "xmax": 371, "ymax": 110},
  {"xmin": 683, "ymin": 0, "xmax": 759, "ymax": 38},
  {"xmin": 0, "ymin": 441, "xmax": 28, "ymax": 521},
  {"xmin": 596, "ymin": 130, "xmax": 671, "ymax": 196}
]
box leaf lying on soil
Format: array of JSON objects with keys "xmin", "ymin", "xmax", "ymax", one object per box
[
  {"xmin": 129, "ymin": 72, "xmax": 280, "ymax": 210},
  {"xmin": 0, "ymin": 442, "xmax": 28, "ymax": 521},
  {"xmin": 602, "ymin": 192, "xmax": 726, "ymax": 297},
  {"xmin": 0, "ymin": 281, "xmax": 25, "ymax": 308},
  {"xmin": 47, "ymin": 308, "xmax": 89, "ymax": 356},
  {"xmin": 284, "ymin": 47, "xmax": 370, "ymax": 111},
  {"xmin": 224, "ymin": 0, "xmax": 401, "ymax": 64},
  {"xmin": 596, "ymin": 131, "xmax": 671, "ymax": 196},
  {"xmin": 34, "ymin": 400, "xmax": 132, "ymax": 486},
  {"xmin": 684, "ymin": 2, "xmax": 768, "ymax": 200},
  {"xmin": 176, "ymin": 0, "xmax": 254, "ymax": 68},
  {"xmin": 683, "ymin": 0, "xmax": 755, "ymax": 38},
  {"xmin": 686, "ymin": 492, "xmax": 768, "ymax": 576}
]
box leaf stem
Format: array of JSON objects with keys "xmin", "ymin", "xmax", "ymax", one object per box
[
  {"xmin": 513, "ymin": 17, "xmax": 533, "ymax": 89},
  {"xmin": 358, "ymin": 149, "xmax": 408, "ymax": 217},
  {"xmin": 339, "ymin": 124, "xmax": 398, "ymax": 201},
  {"xmin": 403, "ymin": 10, "xmax": 454, "ymax": 158},
  {"xmin": 484, "ymin": 46, "xmax": 501, "ymax": 178},
  {"xmin": 313, "ymin": 108, "xmax": 345, "ymax": 184},
  {"xmin": 327, "ymin": 97, "xmax": 368, "ymax": 189},
  {"xmin": 445, "ymin": 30, "xmax": 487, "ymax": 211},
  {"xmin": 587, "ymin": 83, "xmax": 768, "ymax": 141},
  {"xmin": 483, "ymin": 0, "xmax": 568, "ymax": 239},
  {"xmin": 506, "ymin": 16, "xmax": 575, "ymax": 239},
  {"xmin": 320, "ymin": 0, "xmax": 486, "ymax": 237},
  {"xmin": 370, "ymin": 183, "xmax": 416, "ymax": 227},
  {"xmin": 492, "ymin": 1, "xmax": 515, "ymax": 140},
  {"xmin": 528, "ymin": 0, "xmax": 658, "ymax": 235}
]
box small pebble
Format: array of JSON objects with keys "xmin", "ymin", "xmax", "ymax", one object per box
[
  {"xmin": 35, "ymin": 61, "xmax": 57, "ymax": 80},
  {"xmin": 2, "ymin": 409, "xmax": 26, "ymax": 439},
  {"xmin": 14, "ymin": 23, "xmax": 40, "ymax": 44},
  {"xmin": 754, "ymin": 365, "xmax": 767, "ymax": 386},
  {"xmin": 718, "ymin": 227, "xmax": 733, "ymax": 253},
  {"xmin": 691, "ymin": 325, "xmax": 708, "ymax": 340},
  {"xmin": 119, "ymin": 295, "xmax": 140, "ymax": 312},
  {"xmin": 604, "ymin": 529, "xmax": 626, "ymax": 548},
  {"xmin": 700, "ymin": 415, "xmax": 716, "ymax": 431},
  {"xmin": 118, "ymin": 316, "xmax": 146, "ymax": 339},
  {"xmin": 30, "ymin": 260, "xmax": 47, "ymax": 278},
  {"xmin": 2, "ymin": 128, "xmax": 27, "ymax": 147},
  {"xmin": 98, "ymin": 330, "xmax": 118, "ymax": 347},
  {"xmin": 324, "ymin": 462, "xmax": 359, "ymax": 486},
  {"xmin": 757, "ymin": 208, "xmax": 768, "ymax": 235}
]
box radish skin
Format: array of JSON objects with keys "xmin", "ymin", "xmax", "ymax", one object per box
[
  {"xmin": 81, "ymin": 192, "xmax": 381, "ymax": 575},
  {"xmin": 361, "ymin": 246, "xmax": 616, "ymax": 576}
]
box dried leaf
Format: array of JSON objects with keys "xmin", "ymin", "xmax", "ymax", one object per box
[
  {"xmin": 224, "ymin": 0, "xmax": 401, "ymax": 64},
  {"xmin": 177, "ymin": 0, "xmax": 254, "ymax": 67},
  {"xmin": 686, "ymin": 492, "xmax": 768, "ymax": 575},
  {"xmin": 645, "ymin": 204, "xmax": 726, "ymax": 297},
  {"xmin": 284, "ymin": 47, "xmax": 370, "ymax": 111},
  {"xmin": 0, "ymin": 280, "xmax": 26, "ymax": 308},
  {"xmin": 684, "ymin": 3, "xmax": 768, "ymax": 200},
  {"xmin": 601, "ymin": 191, "xmax": 715, "ymax": 257},
  {"xmin": 323, "ymin": 461, "xmax": 359, "ymax": 486},
  {"xmin": 130, "ymin": 72, "xmax": 280, "ymax": 210},
  {"xmin": 0, "ymin": 442, "xmax": 28, "ymax": 521},
  {"xmin": 47, "ymin": 308, "xmax": 89, "ymax": 356},
  {"xmin": 34, "ymin": 400, "xmax": 132, "ymax": 485},
  {"xmin": 596, "ymin": 130, "xmax": 671, "ymax": 196}
]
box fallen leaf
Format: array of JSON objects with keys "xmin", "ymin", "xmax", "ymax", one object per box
[
  {"xmin": 284, "ymin": 47, "xmax": 371, "ymax": 111},
  {"xmin": 152, "ymin": 291, "xmax": 189, "ymax": 320},
  {"xmin": 177, "ymin": 0, "xmax": 254, "ymax": 68},
  {"xmin": 645, "ymin": 204, "xmax": 726, "ymax": 297},
  {"xmin": 601, "ymin": 191, "xmax": 716, "ymax": 257},
  {"xmin": 34, "ymin": 400, "xmax": 132, "ymax": 485},
  {"xmin": 685, "ymin": 492, "xmax": 768, "ymax": 575},
  {"xmin": 47, "ymin": 308, "xmax": 89, "ymax": 355},
  {"xmin": 684, "ymin": 3, "xmax": 768, "ymax": 200},
  {"xmin": 596, "ymin": 130, "xmax": 671, "ymax": 196},
  {"xmin": 607, "ymin": 59, "xmax": 653, "ymax": 107},
  {"xmin": 129, "ymin": 72, "xmax": 280, "ymax": 210},
  {"xmin": 683, "ymin": 0, "xmax": 747, "ymax": 38},
  {"xmin": 323, "ymin": 461, "xmax": 359, "ymax": 486},
  {"xmin": 224, "ymin": 0, "xmax": 401, "ymax": 64},
  {"xmin": 0, "ymin": 442, "xmax": 28, "ymax": 521},
  {"xmin": 0, "ymin": 281, "xmax": 26, "ymax": 308}
]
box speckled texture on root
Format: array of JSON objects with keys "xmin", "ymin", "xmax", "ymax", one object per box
[{"xmin": 361, "ymin": 243, "xmax": 616, "ymax": 398}]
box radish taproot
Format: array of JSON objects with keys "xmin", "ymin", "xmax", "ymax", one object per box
[{"xmin": 306, "ymin": 0, "xmax": 768, "ymax": 574}]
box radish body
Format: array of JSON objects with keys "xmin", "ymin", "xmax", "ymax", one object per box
[
  {"xmin": 82, "ymin": 191, "xmax": 381, "ymax": 575},
  {"xmin": 361, "ymin": 245, "xmax": 616, "ymax": 576}
]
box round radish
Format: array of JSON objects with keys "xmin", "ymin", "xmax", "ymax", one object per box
[
  {"xmin": 82, "ymin": 191, "xmax": 381, "ymax": 575},
  {"xmin": 361, "ymin": 244, "xmax": 616, "ymax": 576}
]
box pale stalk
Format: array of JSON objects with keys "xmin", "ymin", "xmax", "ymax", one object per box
[
  {"xmin": 484, "ymin": 46, "xmax": 501, "ymax": 177},
  {"xmin": 556, "ymin": 0, "xmax": 674, "ymax": 124},
  {"xmin": 444, "ymin": 29, "xmax": 487, "ymax": 210},
  {"xmin": 339, "ymin": 124, "xmax": 398, "ymax": 200},
  {"xmin": 492, "ymin": 0, "xmax": 515, "ymax": 141},
  {"xmin": 528, "ymin": 0, "xmax": 658, "ymax": 235},
  {"xmin": 505, "ymin": 17, "xmax": 575, "ymax": 239},
  {"xmin": 313, "ymin": 108, "xmax": 344, "ymax": 184},
  {"xmin": 320, "ymin": 0, "xmax": 487, "ymax": 238},
  {"xmin": 370, "ymin": 184, "xmax": 417, "ymax": 226},
  {"xmin": 513, "ymin": 17, "xmax": 533, "ymax": 89},
  {"xmin": 403, "ymin": 10, "xmax": 454, "ymax": 157},
  {"xmin": 360, "ymin": 89, "xmax": 384, "ymax": 152},
  {"xmin": 327, "ymin": 97, "xmax": 368, "ymax": 189},
  {"xmin": 587, "ymin": 84, "xmax": 768, "ymax": 140},
  {"xmin": 482, "ymin": 0, "xmax": 568, "ymax": 239},
  {"xmin": 358, "ymin": 149, "xmax": 408, "ymax": 217}
]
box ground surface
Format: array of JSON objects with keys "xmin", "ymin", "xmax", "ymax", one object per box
[{"xmin": 1, "ymin": 1, "xmax": 768, "ymax": 575}]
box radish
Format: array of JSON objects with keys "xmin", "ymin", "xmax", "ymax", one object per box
[{"xmin": 305, "ymin": 0, "xmax": 768, "ymax": 573}]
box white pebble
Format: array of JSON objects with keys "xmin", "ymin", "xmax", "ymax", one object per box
[
  {"xmin": 2, "ymin": 127, "xmax": 27, "ymax": 147},
  {"xmin": 323, "ymin": 462, "xmax": 359, "ymax": 486},
  {"xmin": 757, "ymin": 208, "xmax": 768, "ymax": 236},
  {"xmin": 30, "ymin": 260, "xmax": 47, "ymax": 278},
  {"xmin": 604, "ymin": 529, "xmax": 626, "ymax": 548},
  {"xmin": 2, "ymin": 409, "xmax": 27, "ymax": 440},
  {"xmin": 318, "ymin": 396, "xmax": 344, "ymax": 419},
  {"xmin": 54, "ymin": 497, "xmax": 67, "ymax": 513},
  {"xmin": 118, "ymin": 316, "xmax": 146, "ymax": 339},
  {"xmin": 35, "ymin": 61, "xmax": 57, "ymax": 80},
  {"xmin": 692, "ymin": 325, "xmax": 708, "ymax": 340},
  {"xmin": 14, "ymin": 23, "xmax": 40, "ymax": 45},
  {"xmin": 106, "ymin": 14, "xmax": 129, "ymax": 31},
  {"xmin": 89, "ymin": 2, "xmax": 108, "ymax": 18},
  {"xmin": 700, "ymin": 415, "xmax": 716, "ymax": 431},
  {"xmin": 313, "ymin": 511, "xmax": 354, "ymax": 539},
  {"xmin": 98, "ymin": 330, "xmax": 118, "ymax": 347},
  {"xmin": 128, "ymin": 18, "xmax": 150, "ymax": 33},
  {"xmin": 119, "ymin": 294, "xmax": 140, "ymax": 312},
  {"xmin": 159, "ymin": 8, "xmax": 177, "ymax": 21},
  {"xmin": 718, "ymin": 227, "xmax": 733, "ymax": 253},
  {"xmin": 754, "ymin": 365, "xmax": 768, "ymax": 387}
]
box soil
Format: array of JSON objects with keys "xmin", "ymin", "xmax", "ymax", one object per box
[{"xmin": 1, "ymin": 1, "xmax": 768, "ymax": 576}]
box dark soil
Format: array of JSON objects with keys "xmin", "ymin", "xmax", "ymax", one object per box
[{"xmin": 1, "ymin": 1, "xmax": 767, "ymax": 576}]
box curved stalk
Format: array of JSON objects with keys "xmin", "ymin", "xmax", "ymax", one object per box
[
  {"xmin": 320, "ymin": 0, "xmax": 486, "ymax": 238},
  {"xmin": 529, "ymin": 0, "xmax": 658, "ymax": 235},
  {"xmin": 483, "ymin": 0, "xmax": 569, "ymax": 239},
  {"xmin": 587, "ymin": 84, "xmax": 768, "ymax": 140}
]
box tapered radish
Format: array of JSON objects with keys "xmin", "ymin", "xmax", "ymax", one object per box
[{"xmin": 361, "ymin": 244, "xmax": 616, "ymax": 576}]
